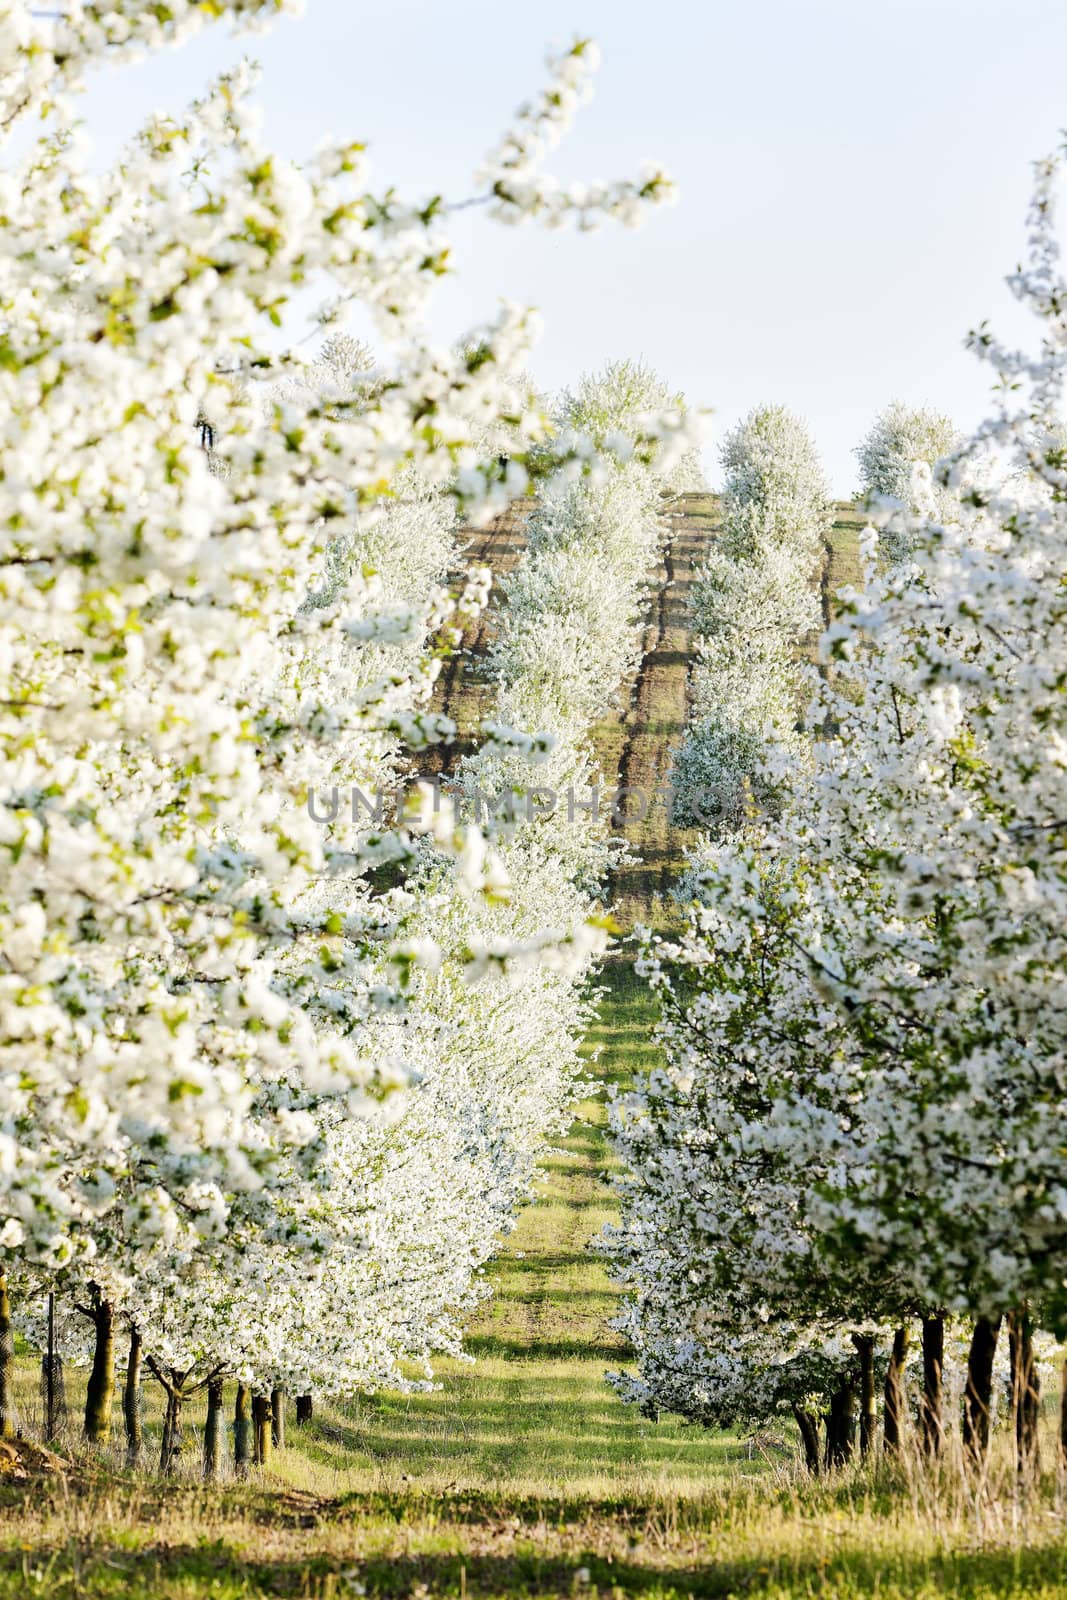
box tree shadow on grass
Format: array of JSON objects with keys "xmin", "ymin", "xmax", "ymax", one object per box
[
  {"xmin": 5, "ymin": 1535, "xmax": 1067, "ymax": 1600},
  {"xmin": 537, "ymin": 1159, "xmax": 622, "ymax": 1180},
  {"xmin": 462, "ymin": 1335, "xmax": 627, "ymax": 1361},
  {"xmin": 487, "ymin": 1252, "xmax": 595, "ymax": 1275}
]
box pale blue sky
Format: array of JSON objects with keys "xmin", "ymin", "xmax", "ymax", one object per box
[{"xmin": 80, "ymin": 0, "xmax": 1067, "ymax": 490}]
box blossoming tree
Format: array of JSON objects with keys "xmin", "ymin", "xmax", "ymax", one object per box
[
  {"xmin": 670, "ymin": 405, "xmax": 830, "ymax": 832},
  {"xmin": 0, "ymin": 0, "xmax": 698, "ymax": 1453},
  {"xmin": 606, "ymin": 156, "xmax": 1067, "ymax": 1474}
]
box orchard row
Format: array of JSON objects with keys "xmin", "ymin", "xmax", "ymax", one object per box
[
  {"xmin": 0, "ymin": 3, "xmax": 693, "ymax": 1469},
  {"xmin": 605, "ymin": 167, "xmax": 1067, "ymax": 1477}
]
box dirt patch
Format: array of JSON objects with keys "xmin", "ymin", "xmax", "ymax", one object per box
[
  {"xmin": 420, "ymin": 501, "xmax": 532, "ymax": 783},
  {"xmin": 0, "ymin": 1438, "xmax": 69, "ymax": 1479},
  {"xmin": 592, "ymin": 492, "xmax": 718, "ymax": 932}
]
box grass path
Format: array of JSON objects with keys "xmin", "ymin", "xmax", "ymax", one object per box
[
  {"xmin": 295, "ymin": 963, "xmax": 745, "ymax": 1501},
  {"xmin": 305, "ymin": 490, "xmax": 872, "ymax": 1497},
  {"xmin": 271, "ymin": 493, "xmax": 742, "ymax": 1498}
]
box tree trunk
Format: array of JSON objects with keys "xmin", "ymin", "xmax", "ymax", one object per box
[
  {"xmin": 0, "ymin": 1271, "xmax": 17, "ymax": 1441},
  {"xmin": 883, "ymin": 1324, "xmax": 909, "ymax": 1454},
  {"xmin": 852, "ymin": 1333, "xmax": 877, "ymax": 1460},
  {"xmin": 84, "ymin": 1293, "xmax": 115, "ymax": 1445},
  {"xmin": 234, "ymin": 1383, "xmax": 252, "ymax": 1477},
  {"xmin": 40, "ymin": 1349, "xmax": 66, "ymax": 1442},
  {"xmin": 825, "ymin": 1379, "xmax": 856, "ymax": 1469},
  {"xmin": 1008, "ymin": 1309, "xmax": 1040, "ymax": 1479},
  {"xmin": 1059, "ymin": 1356, "xmax": 1067, "ymax": 1471},
  {"xmin": 962, "ymin": 1315, "xmax": 1001, "ymax": 1470},
  {"xmin": 123, "ymin": 1326, "xmax": 143, "ymax": 1466},
  {"xmin": 921, "ymin": 1315, "xmax": 944, "ymax": 1458},
  {"xmin": 41, "ymin": 1290, "xmax": 66, "ymax": 1443},
  {"xmin": 295, "ymin": 1393, "xmax": 313, "ymax": 1427},
  {"xmin": 203, "ymin": 1376, "xmax": 226, "ymax": 1481},
  {"xmin": 159, "ymin": 1382, "xmax": 184, "ymax": 1475},
  {"xmin": 270, "ymin": 1387, "xmax": 285, "ymax": 1450},
  {"xmin": 792, "ymin": 1404, "xmax": 821, "ymax": 1473},
  {"xmin": 252, "ymin": 1391, "xmax": 272, "ymax": 1468}
]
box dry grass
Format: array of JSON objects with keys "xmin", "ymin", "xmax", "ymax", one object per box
[{"xmin": 6, "ymin": 1446, "xmax": 1067, "ymax": 1598}]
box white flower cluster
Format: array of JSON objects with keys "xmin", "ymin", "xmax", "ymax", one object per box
[
  {"xmin": 854, "ymin": 401, "xmax": 960, "ymax": 562},
  {"xmin": 477, "ymin": 41, "xmax": 678, "ymax": 229}
]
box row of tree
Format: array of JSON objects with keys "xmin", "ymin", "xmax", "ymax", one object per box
[
  {"xmin": 0, "ymin": 4, "xmax": 696, "ymax": 1471},
  {"xmin": 605, "ymin": 149, "xmax": 1067, "ymax": 1478}
]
